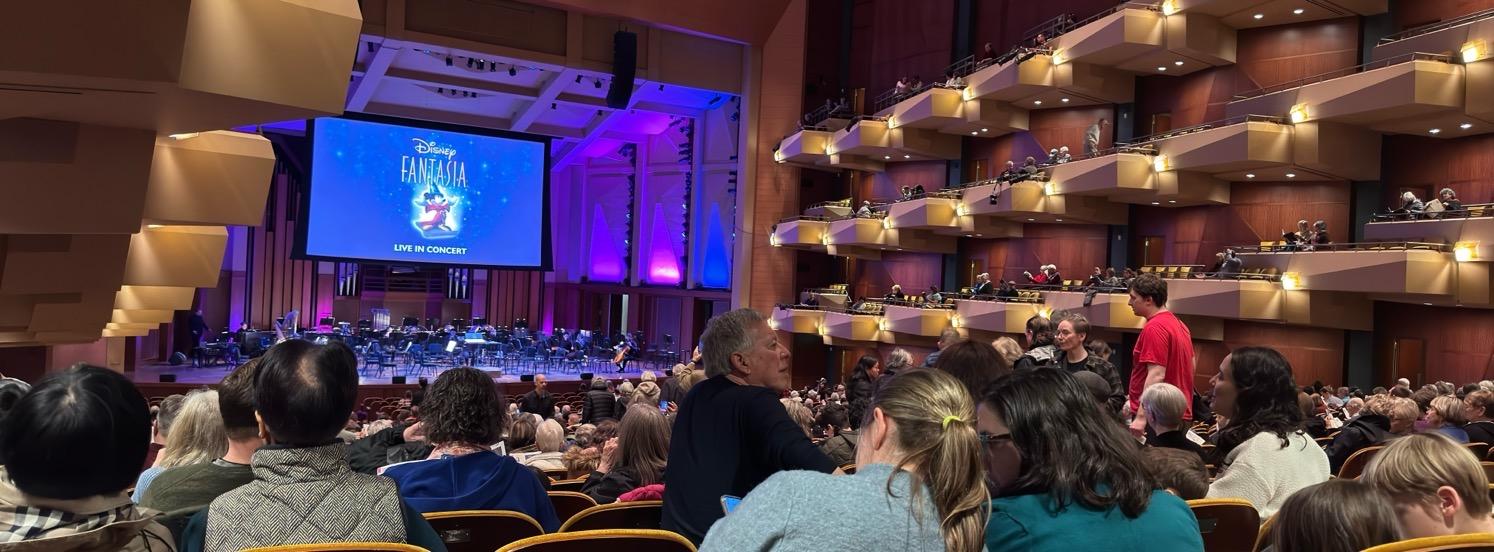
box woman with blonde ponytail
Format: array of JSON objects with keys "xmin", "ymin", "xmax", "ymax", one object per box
[{"xmin": 699, "ymin": 369, "xmax": 988, "ymax": 552}]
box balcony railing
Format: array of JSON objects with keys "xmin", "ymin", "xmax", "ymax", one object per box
[
  {"xmin": 1231, "ymin": 52, "xmax": 1451, "ymax": 101},
  {"xmin": 1370, "ymin": 203, "xmax": 1493, "ymax": 222},
  {"xmin": 776, "ymin": 214, "xmax": 828, "ymax": 224},
  {"xmin": 1378, "ymin": 7, "xmax": 1494, "ymax": 44},
  {"xmin": 1231, "ymin": 241, "xmax": 1451, "ymax": 253},
  {"xmin": 1124, "ymin": 114, "xmax": 1288, "ymax": 146}
]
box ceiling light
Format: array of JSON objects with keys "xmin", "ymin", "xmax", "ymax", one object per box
[
  {"xmin": 168, "ymin": 133, "xmax": 200, "ymax": 140},
  {"xmin": 1424, "ymin": 302, "xmax": 1434, "ymax": 306},
  {"xmin": 1253, "ymin": 13, "xmax": 1264, "ymax": 20},
  {"xmin": 1157, "ymin": 66, "xmax": 1167, "ymax": 72},
  {"xmin": 1461, "ymin": 123, "xmax": 1474, "ymax": 130},
  {"xmin": 146, "ymin": 224, "xmax": 164, "ymax": 229},
  {"xmin": 1060, "ymin": 98, "xmax": 1070, "ymax": 103},
  {"xmin": 1033, "ymin": 100, "xmax": 1043, "ymax": 105},
  {"xmin": 1245, "ymin": 173, "xmax": 1256, "ymax": 179},
  {"xmin": 884, "ymin": 155, "xmax": 891, "ymax": 160},
  {"xmin": 1168, "ymin": 200, "xmax": 1177, "ymax": 204},
  {"xmin": 975, "ymin": 234, "xmax": 983, "ymax": 237},
  {"xmin": 981, "ymin": 128, "xmax": 989, "ymax": 132},
  {"xmin": 1293, "ymin": 8, "xmax": 1305, "ymax": 15},
  {"xmin": 1175, "ymin": 60, "xmax": 1185, "ymax": 66},
  {"xmin": 1151, "ymin": 202, "xmax": 1160, "ymax": 205},
  {"xmin": 1286, "ymin": 173, "xmax": 1297, "ymax": 178},
  {"xmin": 1027, "ymin": 218, "xmax": 1036, "ymax": 222},
  {"xmin": 1429, "ymin": 128, "xmax": 1442, "ymax": 135},
  {"xmin": 903, "ymin": 154, "xmax": 911, "ymax": 159},
  {"xmin": 971, "ymin": 131, "xmax": 978, "ymax": 135},
  {"xmin": 1055, "ymin": 218, "xmax": 1064, "ymax": 222}
]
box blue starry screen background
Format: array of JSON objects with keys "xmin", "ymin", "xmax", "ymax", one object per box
[{"xmin": 305, "ymin": 117, "xmax": 546, "ymax": 267}]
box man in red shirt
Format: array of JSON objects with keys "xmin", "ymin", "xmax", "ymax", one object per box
[{"xmin": 1125, "ymin": 273, "xmax": 1195, "ymax": 436}]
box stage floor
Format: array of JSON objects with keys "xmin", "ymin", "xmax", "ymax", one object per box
[{"xmin": 132, "ymin": 358, "xmax": 664, "ymax": 386}]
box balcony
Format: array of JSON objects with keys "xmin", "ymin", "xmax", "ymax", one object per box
[
  {"xmin": 883, "ymin": 304, "xmax": 955, "ymax": 337},
  {"xmin": 885, "ymin": 194, "xmax": 1026, "ymax": 238},
  {"xmin": 770, "ymin": 306, "xmax": 825, "ymax": 334},
  {"xmin": 826, "ymin": 216, "xmax": 958, "ymax": 254},
  {"xmin": 1235, "ymin": 242, "xmax": 1456, "ymax": 296},
  {"xmin": 1364, "ymin": 207, "xmax": 1494, "ymax": 261},
  {"xmin": 821, "ymin": 310, "xmax": 889, "ymax": 344},
  {"xmin": 1046, "ymin": 148, "xmax": 1229, "ymax": 206},
  {"xmin": 1227, "ymin": 55, "xmax": 1493, "ymax": 139},
  {"xmin": 823, "ymin": 117, "xmax": 961, "ymax": 171},
  {"xmin": 1052, "ymin": 4, "xmax": 1234, "ymax": 76},
  {"xmin": 965, "ymin": 51, "xmax": 1135, "ymax": 107},
  {"xmin": 953, "ymin": 297, "xmax": 1051, "ymax": 335},
  {"xmin": 1172, "ymin": 0, "xmax": 1386, "ymax": 30},
  {"xmin": 770, "ymin": 217, "xmax": 829, "ymax": 250},
  {"xmin": 1164, "ymin": 276, "xmax": 1373, "ymax": 330},
  {"xmin": 773, "ymin": 128, "xmax": 834, "ymax": 169},
  {"xmin": 1374, "ymin": 7, "xmax": 1494, "ymax": 62},
  {"xmin": 883, "ymin": 88, "xmax": 1030, "ymax": 137},
  {"xmin": 958, "ymin": 180, "xmax": 1129, "ymax": 225},
  {"xmin": 1044, "ymin": 290, "xmax": 1146, "ymax": 330}
]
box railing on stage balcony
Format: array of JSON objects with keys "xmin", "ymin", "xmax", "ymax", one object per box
[
  {"xmin": 776, "ymin": 214, "xmax": 829, "ymax": 224},
  {"xmin": 1379, "ymin": 7, "xmax": 1494, "ymax": 44},
  {"xmin": 1370, "ymin": 203, "xmax": 1494, "ymax": 222},
  {"xmin": 801, "ymin": 101, "xmax": 853, "ymax": 128},
  {"xmin": 1122, "ymin": 113, "xmax": 1288, "ymax": 148},
  {"xmin": 1072, "ymin": 142, "xmax": 1158, "ymax": 162},
  {"xmin": 1231, "ymin": 241, "xmax": 1451, "ymax": 254},
  {"xmin": 1231, "ymin": 52, "xmax": 1452, "ymax": 101},
  {"xmin": 870, "ymin": 82, "xmax": 961, "ymax": 114}
]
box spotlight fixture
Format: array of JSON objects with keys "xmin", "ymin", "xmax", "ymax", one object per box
[
  {"xmin": 1285, "ymin": 173, "xmax": 1297, "ymax": 178},
  {"xmin": 1060, "ymin": 98, "xmax": 1070, "ymax": 103},
  {"xmin": 445, "ymin": 56, "xmax": 453, "ymax": 66},
  {"xmin": 509, "ymin": 66, "xmax": 517, "ymax": 77},
  {"xmin": 1429, "ymin": 128, "xmax": 1442, "ymax": 135},
  {"xmin": 1293, "ymin": 8, "xmax": 1305, "ymax": 14},
  {"xmin": 1253, "ymin": 13, "xmax": 1264, "ymax": 19},
  {"xmin": 575, "ymin": 74, "xmax": 583, "ymax": 84},
  {"xmin": 1462, "ymin": 123, "xmax": 1474, "ymax": 130},
  {"xmin": 1245, "ymin": 173, "xmax": 1256, "ymax": 179}
]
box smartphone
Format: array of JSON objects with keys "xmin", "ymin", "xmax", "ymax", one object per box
[
  {"xmin": 660, "ymin": 399, "xmax": 669, "ymax": 412},
  {"xmin": 720, "ymin": 495, "xmax": 742, "ymax": 514}
]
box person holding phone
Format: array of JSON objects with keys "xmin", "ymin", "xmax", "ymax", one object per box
[{"xmin": 700, "ymin": 369, "xmax": 988, "ymax": 552}]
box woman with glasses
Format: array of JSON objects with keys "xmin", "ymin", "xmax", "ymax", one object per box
[{"xmin": 978, "ymin": 368, "xmax": 1202, "ymax": 551}]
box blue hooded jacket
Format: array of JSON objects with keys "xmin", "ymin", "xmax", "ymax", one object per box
[{"xmin": 383, "ymin": 451, "xmax": 560, "ymax": 532}]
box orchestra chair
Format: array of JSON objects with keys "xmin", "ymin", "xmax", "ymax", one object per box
[
  {"xmin": 1187, "ymin": 498, "xmax": 1259, "ymax": 552},
  {"xmin": 1339, "ymin": 445, "xmax": 1386, "ymax": 479},
  {"xmin": 1253, "ymin": 513, "xmax": 1277, "ymax": 552},
  {"xmin": 242, "ymin": 544, "xmax": 428, "ymax": 552},
  {"xmin": 1314, "ymin": 436, "xmax": 1333, "ymax": 448},
  {"xmin": 1467, "ymin": 442, "xmax": 1491, "ymax": 460},
  {"xmin": 549, "ymin": 478, "xmax": 586, "ymax": 493},
  {"xmin": 559, "ymin": 500, "xmax": 663, "ymax": 532},
  {"xmin": 1481, "ymin": 462, "xmax": 1494, "ymax": 484},
  {"xmin": 542, "ymin": 468, "xmax": 570, "ymax": 481},
  {"xmin": 839, "ymin": 464, "xmax": 857, "ymax": 474},
  {"xmin": 1488, "ymin": 484, "xmax": 1494, "ymax": 505},
  {"xmin": 1362, "ymin": 533, "xmax": 1494, "ymax": 552},
  {"xmin": 423, "ymin": 510, "xmax": 545, "ymax": 552},
  {"xmin": 548, "ymin": 491, "xmax": 597, "ymax": 525},
  {"xmin": 497, "ymin": 529, "xmax": 696, "ymax": 552}
]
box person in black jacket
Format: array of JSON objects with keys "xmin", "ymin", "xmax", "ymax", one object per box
[
  {"xmin": 1324, "ymin": 396, "xmax": 1394, "ymax": 474},
  {"xmin": 1463, "ymin": 390, "xmax": 1494, "ymax": 445},
  {"xmin": 1013, "ymin": 315, "xmax": 1058, "ymax": 371},
  {"xmin": 582, "ymin": 407, "xmax": 670, "ymax": 504},
  {"xmin": 581, "ymin": 378, "xmax": 618, "ymax": 423},
  {"xmin": 518, "ymin": 374, "xmax": 555, "ymax": 419},
  {"xmin": 844, "ymin": 355, "xmax": 881, "ymax": 419},
  {"xmin": 1140, "ymin": 381, "xmax": 1205, "ymax": 461}
]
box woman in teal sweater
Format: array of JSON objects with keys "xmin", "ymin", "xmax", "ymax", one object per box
[{"xmin": 978, "ymin": 368, "xmax": 1203, "ymax": 551}]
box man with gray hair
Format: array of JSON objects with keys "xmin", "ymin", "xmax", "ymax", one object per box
[
  {"xmin": 921, "ymin": 328, "xmax": 962, "ymax": 368},
  {"xmin": 662, "ymin": 308, "xmax": 837, "ymax": 545}
]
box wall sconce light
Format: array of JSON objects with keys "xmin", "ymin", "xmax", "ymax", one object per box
[
  {"xmin": 1463, "ymin": 41, "xmax": 1485, "ymax": 63},
  {"xmin": 1455, "ymin": 241, "xmax": 1480, "ymax": 262},
  {"xmin": 1289, "ymin": 104, "xmax": 1309, "ymax": 124},
  {"xmin": 1153, "ymin": 155, "xmax": 1169, "ymax": 172},
  {"xmin": 1044, "ymin": 182, "xmax": 1056, "ymax": 195},
  {"xmin": 769, "ymin": 233, "xmax": 781, "ymax": 247},
  {"xmin": 1161, "ymin": 0, "xmax": 1178, "ymax": 16},
  {"xmin": 1051, "ymin": 50, "xmax": 1066, "ymax": 65},
  {"xmin": 950, "ymin": 315, "xmax": 962, "ymax": 328},
  {"xmin": 1281, "ymin": 271, "xmax": 1303, "ymax": 290},
  {"xmin": 955, "ymin": 203, "xmax": 968, "ymax": 217},
  {"xmin": 882, "ymin": 217, "xmax": 894, "ymax": 229},
  {"xmin": 877, "ymin": 318, "xmax": 890, "ymax": 332},
  {"xmin": 767, "ymin": 318, "xmax": 780, "ymax": 330}
]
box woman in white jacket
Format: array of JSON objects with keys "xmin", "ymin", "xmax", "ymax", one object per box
[{"xmin": 1205, "ymin": 347, "xmax": 1330, "ymax": 519}]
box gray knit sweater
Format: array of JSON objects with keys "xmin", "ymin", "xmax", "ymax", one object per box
[{"xmin": 699, "ymin": 463, "xmax": 948, "ymax": 552}]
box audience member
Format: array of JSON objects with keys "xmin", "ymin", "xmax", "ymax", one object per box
[
  {"xmin": 1438, "ymin": 187, "xmax": 1464, "ymax": 213},
  {"xmin": 0, "ymin": 376, "xmax": 30, "ymax": 422},
  {"xmin": 507, "ymin": 413, "xmax": 540, "ymax": 453},
  {"xmin": 380, "ymin": 366, "xmax": 557, "ymax": 532},
  {"xmin": 144, "ymin": 394, "xmax": 186, "ymax": 471},
  {"xmin": 922, "ymin": 328, "xmax": 961, "ymax": 368},
  {"xmin": 1206, "ymin": 347, "xmax": 1329, "ymax": 518},
  {"xmin": 1142, "ymin": 447, "xmax": 1209, "ymax": 500},
  {"xmin": 180, "ymin": 340, "xmax": 443, "ymax": 550},
  {"xmin": 662, "ymin": 309, "xmax": 837, "ymax": 544},
  {"xmin": 846, "ymin": 355, "xmax": 882, "ymax": 416},
  {"xmin": 885, "ymin": 284, "xmax": 906, "ymax": 301},
  {"xmin": 922, "ymin": 284, "xmax": 943, "ymax": 304},
  {"xmin": 884, "ymin": 348, "xmax": 914, "ymax": 377},
  {"xmin": 1142, "ymin": 383, "xmax": 1204, "ymax": 460},
  {"xmin": 614, "ymin": 380, "xmax": 635, "ymax": 420},
  {"xmin": 1363, "ymin": 432, "xmax": 1494, "ymax": 539},
  {"xmin": 779, "ymin": 399, "xmax": 814, "ymax": 437},
  {"xmin": 702, "ymin": 369, "xmax": 988, "ymax": 552},
  {"xmin": 1126, "ymin": 274, "xmax": 1196, "ymax": 436},
  {"xmin": 1045, "ymin": 148, "xmax": 1059, "ymax": 165},
  {"xmin": 996, "ymin": 161, "xmax": 1019, "ymax": 182},
  {"xmin": 1014, "ymin": 315, "xmax": 1058, "ymax": 370},
  {"xmin": 855, "ymin": 200, "xmax": 873, "ymax": 218},
  {"xmin": 991, "ymin": 336, "xmax": 1023, "ymax": 368},
  {"xmin": 582, "ymin": 407, "xmax": 670, "ymax": 504},
  {"xmin": 518, "ymin": 374, "xmax": 555, "ymax": 418},
  {"xmin": 1301, "ymin": 392, "xmax": 1331, "ymax": 439},
  {"xmin": 517, "ymin": 420, "xmax": 567, "ymax": 472},
  {"xmin": 581, "ymin": 377, "xmax": 618, "ymax": 423},
  {"xmin": 0, "ymin": 365, "xmax": 173, "ymax": 551},
  {"xmin": 562, "ymin": 446, "xmax": 601, "ymax": 480},
  {"xmin": 1020, "ymin": 156, "xmax": 1040, "ymax": 177},
  {"xmin": 1311, "ymin": 220, "xmax": 1331, "ymax": 246},
  {"xmin": 1344, "ymin": 396, "xmax": 1365, "ymax": 419},
  {"xmin": 815, "ymin": 403, "xmax": 858, "ymax": 466},
  {"xmin": 1084, "ymin": 117, "xmax": 1108, "ymax": 156},
  {"xmin": 1325, "ymin": 394, "xmax": 1395, "ymax": 474},
  {"xmin": 140, "ymin": 360, "xmax": 263, "ymax": 527},
  {"xmin": 997, "ymin": 279, "xmax": 1019, "ymax": 298},
  {"xmin": 1086, "ymin": 338, "xmax": 1113, "ymax": 362},
  {"xmin": 971, "ymin": 272, "xmax": 995, "ymax": 295},
  {"xmin": 1056, "ymin": 145, "xmax": 1072, "ymax": 163},
  {"xmin": 662, "ymin": 363, "xmax": 689, "ymax": 404},
  {"xmin": 1396, "ymin": 191, "xmax": 1425, "ymax": 217},
  {"xmin": 1424, "ymin": 395, "xmax": 1470, "ymax": 443},
  {"xmin": 1053, "ymin": 314, "xmax": 1124, "ymax": 412},
  {"xmin": 1269, "ymin": 479, "xmax": 1402, "ymax": 552},
  {"xmin": 980, "ymin": 369, "xmax": 1203, "ymax": 551},
  {"xmin": 631, "ymin": 380, "xmax": 662, "ymax": 411},
  {"xmin": 1389, "ymin": 396, "xmax": 1419, "ymax": 436},
  {"xmin": 1462, "ymin": 390, "xmax": 1494, "ymax": 444},
  {"xmin": 934, "ymin": 339, "xmax": 1014, "ymax": 404},
  {"xmin": 134, "ymin": 390, "xmax": 227, "ymax": 502}
]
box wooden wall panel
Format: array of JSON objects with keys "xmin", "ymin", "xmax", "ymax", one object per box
[
  {"xmin": 1136, "ymin": 18, "xmax": 1359, "ymax": 131},
  {"xmin": 848, "ymin": 0, "xmax": 955, "ymax": 94},
  {"xmin": 971, "ymin": 0, "xmax": 1119, "ymax": 64},
  {"xmin": 848, "ymin": 251, "xmax": 944, "ymax": 300},
  {"xmin": 1132, "ymin": 181, "xmax": 1350, "ymax": 266},
  {"xmin": 1374, "ymin": 302, "xmax": 1494, "ymax": 385},
  {"xmin": 1193, "ymin": 321, "xmax": 1347, "ymax": 392},
  {"xmin": 968, "ymin": 105, "xmax": 1113, "ymax": 182},
  {"xmin": 245, "ymin": 170, "xmax": 321, "ymax": 329},
  {"xmin": 1380, "ymin": 133, "xmax": 1494, "ymax": 206},
  {"xmin": 961, "ymin": 224, "xmax": 1108, "ymax": 285},
  {"xmin": 483, "ymin": 271, "xmax": 546, "ymax": 327},
  {"xmin": 1394, "ymin": 0, "xmax": 1494, "ymax": 31},
  {"xmin": 855, "ymin": 161, "xmax": 946, "ymax": 202}
]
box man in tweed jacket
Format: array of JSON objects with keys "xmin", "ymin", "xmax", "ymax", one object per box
[{"xmin": 177, "ymin": 341, "xmax": 445, "ymax": 551}]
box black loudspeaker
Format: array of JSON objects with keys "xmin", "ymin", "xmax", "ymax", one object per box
[
  {"xmin": 168, "ymin": 352, "xmax": 187, "ymax": 366},
  {"xmin": 159, "ymin": 374, "xmax": 177, "ymax": 383},
  {"xmin": 520, "ymin": 374, "xmax": 535, "ymax": 382},
  {"xmin": 392, "ymin": 376, "xmax": 407, "ymax": 385},
  {"xmin": 580, "ymin": 372, "xmax": 595, "ymax": 381},
  {"xmin": 605, "ymin": 31, "xmax": 637, "ymax": 109}
]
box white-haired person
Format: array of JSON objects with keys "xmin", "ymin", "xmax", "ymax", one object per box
[
  {"xmin": 1363, "ymin": 432, "xmax": 1494, "ymax": 539},
  {"xmin": 662, "ymin": 309, "xmax": 837, "ymax": 545},
  {"xmin": 1141, "ymin": 383, "xmax": 1203, "ymax": 460}
]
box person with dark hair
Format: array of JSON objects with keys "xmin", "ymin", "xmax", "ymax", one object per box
[
  {"xmin": 1142, "ymin": 447, "xmax": 1209, "ymax": 500},
  {"xmin": 383, "ymin": 366, "xmax": 557, "ymax": 530},
  {"xmin": 933, "ymin": 339, "xmax": 1013, "ymax": 404},
  {"xmin": 1085, "ymin": 338, "xmax": 1112, "ymax": 362},
  {"xmin": 178, "ymin": 340, "xmax": 443, "ymax": 551},
  {"xmin": 1125, "ymin": 273, "xmax": 1196, "ymax": 437},
  {"xmin": 1013, "ymin": 315, "xmax": 1058, "ymax": 370},
  {"xmin": 0, "ymin": 365, "xmax": 173, "ymax": 551},
  {"xmin": 1206, "ymin": 347, "xmax": 1329, "ymax": 518},
  {"xmin": 144, "ymin": 394, "xmax": 186, "ymax": 472},
  {"xmin": 581, "ymin": 377, "xmax": 618, "ymax": 423},
  {"xmin": 581, "ymin": 407, "xmax": 670, "ymax": 504},
  {"xmin": 1270, "ymin": 480, "xmax": 1400, "ymax": 552},
  {"xmin": 816, "ymin": 403, "xmax": 858, "ymax": 466},
  {"xmin": 979, "ymin": 368, "xmax": 1202, "ymax": 550},
  {"xmin": 0, "ymin": 376, "xmax": 31, "ymax": 421},
  {"xmin": 1052, "ymin": 314, "xmax": 1123, "ymax": 413},
  {"xmin": 1463, "ymin": 390, "xmax": 1494, "ymax": 445},
  {"xmin": 845, "ymin": 355, "xmax": 881, "ymax": 418},
  {"xmin": 141, "ymin": 359, "xmax": 264, "ymax": 522}
]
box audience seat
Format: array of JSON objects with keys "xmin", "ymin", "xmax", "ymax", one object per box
[
  {"xmin": 548, "ymin": 491, "xmax": 598, "ymax": 525},
  {"xmin": 1468, "ymin": 442, "xmax": 1491, "ymax": 460},
  {"xmin": 550, "ymin": 478, "xmax": 586, "ymax": 493},
  {"xmin": 1361, "ymin": 533, "xmax": 1494, "ymax": 551},
  {"xmin": 542, "ymin": 468, "xmax": 569, "ymax": 481},
  {"xmin": 423, "ymin": 510, "xmax": 546, "ymax": 552},
  {"xmin": 559, "ymin": 500, "xmax": 664, "ymax": 532},
  {"xmin": 1339, "ymin": 445, "xmax": 1386, "ymax": 479},
  {"xmin": 1187, "ymin": 498, "xmax": 1260, "ymax": 552},
  {"xmin": 242, "ymin": 544, "xmax": 430, "ymax": 552},
  {"xmin": 496, "ymin": 529, "xmax": 696, "ymax": 552},
  {"xmin": 1254, "ymin": 513, "xmax": 1277, "ymax": 552},
  {"xmin": 1481, "ymin": 462, "xmax": 1494, "ymax": 484},
  {"xmin": 1314, "ymin": 436, "xmax": 1333, "ymax": 447},
  {"xmin": 840, "ymin": 463, "xmax": 857, "ymax": 474}
]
